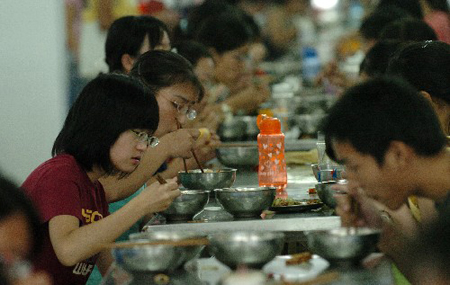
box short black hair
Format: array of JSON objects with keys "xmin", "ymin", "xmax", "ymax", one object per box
[
  {"xmin": 359, "ymin": 7, "xmax": 410, "ymax": 41},
  {"xmin": 195, "ymin": 9, "xmax": 253, "ymax": 54},
  {"xmin": 173, "ymin": 40, "xmax": 212, "ymax": 66},
  {"xmin": 0, "ymin": 175, "xmax": 42, "ymax": 260},
  {"xmin": 105, "ymin": 15, "xmax": 170, "ymax": 72},
  {"xmin": 322, "ymin": 77, "xmax": 446, "ymax": 164},
  {"xmin": 360, "ymin": 40, "xmax": 406, "ymax": 77},
  {"xmin": 380, "ymin": 18, "xmax": 437, "ymax": 42},
  {"xmin": 52, "ymin": 73, "xmax": 159, "ymax": 174},
  {"xmin": 130, "ymin": 50, "xmax": 204, "ymax": 102},
  {"xmin": 387, "ymin": 41, "xmax": 450, "ymax": 105}
]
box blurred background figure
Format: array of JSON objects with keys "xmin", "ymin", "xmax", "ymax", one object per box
[
  {"xmin": 104, "ymin": 15, "xmax": 171, "ymax": 74},
  {"xmin": 421, "ymin": 0, "xmax": 450, "ymax": 43},
  {"xmin": 65, "ymin": 0, "xmax": 86, "ymax": 107},
  {"xmin": 0, "ymin": 175, "xmax": 51, "ymax": 285}
]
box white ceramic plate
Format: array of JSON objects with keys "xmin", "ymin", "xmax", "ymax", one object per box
[{"xmin": 263, "ymin": 254, "xmax": 329, "ymax": 282}]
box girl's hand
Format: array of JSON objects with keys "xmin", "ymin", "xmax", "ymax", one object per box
[{"xmin": 140, "ymin": 178, "xmax": 181, "ymax": 213}]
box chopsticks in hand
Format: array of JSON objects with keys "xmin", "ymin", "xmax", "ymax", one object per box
[{"xmin": 155, "ymin": 174, "xmax": 167, "ymax": 184}]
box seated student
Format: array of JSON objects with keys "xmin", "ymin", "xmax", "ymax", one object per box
[
  {"xmin": 321, "ymin": 77, "xmax": 450, "ymax": 282},
  {"xmin": 129, "ymin": 50, "xmax": 220, "ymax": 180},
  {"xmin": 0, "ymin": 175, "xmax": 51, "ymax": 285},
  {"xmin": 388, "ymin": 41, "xmax": 450, "ymax": 137},
  {"xmin": 105, "ymin": 15, "xmax": 171, "ymax": 74},
  {"xmin": 173, "ymin": 40, "xmax": 222, "ymax": 132},
  {"xmin": 359, "ymin": 40, "xmax": 405, "ymax": 79},
  {"xmin": 22, "ymin": 73, "xmax": 180, "ymax": 284},
  {"xmin": 195, "ymin": 9, "xmax": 271, "ymax": 115}
]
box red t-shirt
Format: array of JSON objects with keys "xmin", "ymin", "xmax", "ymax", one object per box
[{"xmin": 22, "ymin": 154, "xmax": 109, "ymax": 285}]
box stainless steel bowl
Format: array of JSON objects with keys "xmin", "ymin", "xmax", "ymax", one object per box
[
  {"xmin": 311, "ymin": 164, "xmax": 344, "ymax": 182},
  {"xmin": 315, "ymin": 181, "xmax": 346, "ymax": 208},
  {"xmin": 129, "ymin": 231, "xmax": 206, "ymax": 267},
  {"xmin": 218, "ymin": 118, "xmax": 247, "ymax": 141},
  {"xmin": 215, "ymin": 187, "xmax": 276, "ymax": 218},
  {"xmin": 178, "ymin": 169, "xmax": 237, "ymax": 190},
  {"xmin": 216, "ymin": 146, "xmax": 259, "ymax": 169},
  {"xmin": 111, "ymin": 241, "xmax": 186, "ymax": 272},
  {"xmin": 160, "ymin": 190, "xmax": 210, "ymax": 221},
  {"xmin": 208, "ymin": 231, "xmax": 285, "ymax": 269},
  {"xmin": 306, "ymin": 227, "xmax": 381, "ymax": 265}
]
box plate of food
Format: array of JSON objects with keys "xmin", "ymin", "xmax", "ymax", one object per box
[
  {"xmin": 269, "ymin": 198, "xmax": 323, "ymax": 213},
  {"xmin": 263, "ymin": 253, "xmax": 329, "ymax": 282}
]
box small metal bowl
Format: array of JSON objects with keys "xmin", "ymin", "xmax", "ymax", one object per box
[
  {"xmin": 216, "ymin": 146, "xmax": 259, "ymax": 169},
  {"xmin": 311, "ymin": 164, "xmax": 344, "ymax": 182},
  {"xmin": 208, "ymin": 231, "xmax": 285, "ymax": 269},
  {"xmin": 215, "ymin": 187, "xmax": 276, "ymax": 218},
  {"xmin": 129, "ymin": 231, "xmax": 206, "ymax": 267},
  {"xmin": 315, "ymin": 181, "xmax": 346, "ymax": 209},
  {"xmin": 111, "ymin": 241, "xmax": 186, "ymax": 272},
  {"xmin": 306, "ymin": 227, "xmax": 381, "ymax": 266},
  {"xmin": 160, "ymin": 190, "xmax": 210, "ymax": 221},
  {"xmin": 178, "ymin": 169, "xmax": 237, "ymax": 190}
]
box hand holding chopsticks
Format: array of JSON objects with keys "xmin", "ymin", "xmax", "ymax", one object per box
[{"xmin": 175, "ymin": 118, "xmax": 204, "ymax": 173}]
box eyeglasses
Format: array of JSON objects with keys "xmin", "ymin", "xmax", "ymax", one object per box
[
  {"xmin": 130, "ymin": 130, "xmax": 159, "ymax": 147},
  {"xmin": 163, "ymin": 96, "xmax": 197, "ymax": 120}
]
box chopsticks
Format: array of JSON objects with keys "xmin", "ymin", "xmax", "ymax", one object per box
[
  {"xmin": 155, "ymin": 174, "xmax": 167, "ymax": 184},
  {"xmin": 103, "ymin": 237, "xmax": 210, "ymax": 249},
  {"xmin": 175, "ymin": 118, "xmax": 204, "ymax": 173}
]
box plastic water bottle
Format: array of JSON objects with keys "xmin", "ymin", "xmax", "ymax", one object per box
[
  {"xmin": 302, "ymin": 46, "xmax": 321, "ymax": 87},
  {"xmin": 257, "ymin": 115, "xmax": 287, "ymax": 191}
]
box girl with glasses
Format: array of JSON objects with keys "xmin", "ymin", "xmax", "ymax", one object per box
[
  {"xmin": 99, "ymin": 51, "xmax": 218, "ymax": 208},
  {"xmin": 22, "ymin": 74, "xmax": 180, "ymax": 285}
]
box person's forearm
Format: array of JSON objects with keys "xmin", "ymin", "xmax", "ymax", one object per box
[
  {"xmin": 50, "ymin": 197, "xmax": 146, "ymax": 266},
  {"xmin": 224, "ymin": 86, "xmax": 268, "ymax": 114},
  {"xmin": 98, "ymin": 0, "xmax": 114, "ymax": 30},
  {"xmin": 101, "ymin": 144, "xmax": 170, "ymax": 202}
]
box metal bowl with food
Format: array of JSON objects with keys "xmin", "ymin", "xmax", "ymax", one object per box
[
  {"xmin": 208, "ymin": 231, "xmax": 285, "ymax": 269},
  {"xmin": 160, "ymin": 190, "xmax": 210, "ymax": 221},
  {"xmin": 306, "ymin": 227, "xmax": 381, "ymax": 266},
  {"xmin": 129, "ymin": 231, "xmax": 206, "ymax": 266},
  {"xmin": 178, "ymin": 168, "xmax": 237, "ymax": 190},
  {"xmin": 216, "ymin": 145, "xmax": 259, "ymax": 169},
  {"xmin": 215, "ymin": 187, "xmax": 276, "ymax": 218}
]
